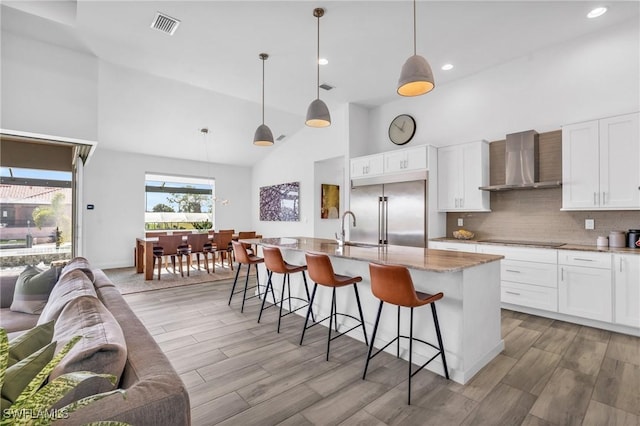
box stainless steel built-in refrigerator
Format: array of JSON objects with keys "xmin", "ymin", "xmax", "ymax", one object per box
[{"xmin": 350, "ymin": 179, "xmax": 427, "ymax": 248}]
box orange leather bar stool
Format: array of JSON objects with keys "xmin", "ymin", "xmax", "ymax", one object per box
[
  {"xmin": 228, "ymin": 241, "xmax": 264, "ymax": 313},
  {"xmin": 363, "ymin": 262, "xmax": 449, "ymax": 405},
  {"xmin": 300, "ymin": 252, "xmax": 368, "ymax": 361},
  {"xmin": 260, "ymin": 246, "xmax": 315, "ymax": 333}
]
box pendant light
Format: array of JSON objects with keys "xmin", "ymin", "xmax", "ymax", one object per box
[
  {"xmin": 305, "ymin": 7, "xmax": 331, "ymax": 128},
  {"xmin": 397, "ymin": 0, "xmax": 435, "ymax": 96},
  {"xmin": 253, "ymin": 53, "xmax": 274, "ymax": 146}
]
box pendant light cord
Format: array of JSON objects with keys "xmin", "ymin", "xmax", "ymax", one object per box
[
  {"xmin": 413, "ymin": 0, "xmax": 417, "ymax": 55},
  {"xmin": 261, "ymin": 57, "xmax": 265, "ymax": 124},
  {"xmin": 316, "ymin": 12, "xmax": 320, "ymax": 100}
]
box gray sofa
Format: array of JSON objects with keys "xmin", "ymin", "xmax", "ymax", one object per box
[{"xmin": 0, "ymin": 264, "xmax": 191, "ymax": 425}]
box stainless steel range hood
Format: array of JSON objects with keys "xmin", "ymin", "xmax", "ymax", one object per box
[{"xmin": 479, "ymin": 130, "xmax": 562, "ymax": 191}]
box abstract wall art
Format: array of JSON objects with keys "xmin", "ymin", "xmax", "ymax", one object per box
[{"xmin": 259, "ymin": 181, "xmax": 300, "ymax": 221}]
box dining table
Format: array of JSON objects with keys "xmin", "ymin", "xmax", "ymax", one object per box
[{"xmin": 135, "ymin": 233, "xmax": 261, "ymax": 280}]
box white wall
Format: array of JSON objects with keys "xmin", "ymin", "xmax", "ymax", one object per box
[
  {"xmin": 0, "ymin": 31, "xmax": 98, "ymax": 140},
  {"xmin": 82, "ymin": 148, "xmax": 252, "ymax": 269},
  {"xmin": 365, "ymin": 19, "xmax": 640, "ymax": 154},
  {"xmin": 251, "ymin": 104, "xmax": 349, "ymax": 238}
]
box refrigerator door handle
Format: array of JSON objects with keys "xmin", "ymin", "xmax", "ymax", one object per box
[
  {"xmin": 383, "ymin": 196, "xmax": 389, "ymax": 245},
  {"xmin": 378, "ymin": 196, "xmax": 383, "ymax": 244}
]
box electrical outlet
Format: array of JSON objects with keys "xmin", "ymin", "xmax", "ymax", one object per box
[
  {"xmin": 585, "ymin": 219, "xmax": 595, "ymax": 230},
  {"xmin": 457, "ymin": 218, "xmax": 464, "ymax": 227}
]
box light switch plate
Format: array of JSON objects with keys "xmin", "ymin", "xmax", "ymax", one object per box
[
  {"xmin": 585, "ymin": 219, "xmax": 595, "ymax": 230},
  {"xmin": 458, "ymin": 218, "xmax": 464, "ymax": 226}
]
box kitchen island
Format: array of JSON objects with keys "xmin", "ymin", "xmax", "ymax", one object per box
[{"xmin": 242, "ymin": 237, "xmax": 504, "ymax": 384}]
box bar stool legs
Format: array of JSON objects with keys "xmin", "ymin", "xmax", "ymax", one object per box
[
  {"xmin": 228, "ymin": 241, "xmax": 265, "ymax": 313},
  {"xmin": 300, "ymin": 282, "xmax": 368, "ymax": 361}
]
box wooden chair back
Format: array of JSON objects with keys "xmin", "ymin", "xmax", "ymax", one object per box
[
  {"xmin": 187, "ymin": 233, "xmax": 211, "ymax": 253},
  {"xmin": 157, "ymin": 235, "xmax": 185, "ymax": 255}
]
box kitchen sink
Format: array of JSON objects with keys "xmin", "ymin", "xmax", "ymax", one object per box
[{"xmin": 477, "ymin": 239, "xmax": 565, "ymax": 248}]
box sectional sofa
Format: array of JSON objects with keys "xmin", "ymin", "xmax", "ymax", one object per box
[{"xmin": 0, "ymin": 258, "xmax": 191, "ymax": 425}]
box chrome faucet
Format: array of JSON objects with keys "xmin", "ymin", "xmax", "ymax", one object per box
[{"xmin": 336, "ymin": 210, "xmax": 356, "ymax": 246}]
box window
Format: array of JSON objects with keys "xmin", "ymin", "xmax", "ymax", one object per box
[{"xmin": 144, "ymin": 173, "xmax": 214, "ymax": 231}]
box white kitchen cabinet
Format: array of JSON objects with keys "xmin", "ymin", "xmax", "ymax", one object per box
[
  {"xmin": 562, "ymin": 112, "xmax": 640, "ymax": 210},
  {"xmin": 558, "ymin": 251, "xmax": 612, "ymax": 322},
  {"xmin": 437, "ymin": 140, "xmax": 490, "ymax": 212},
  {"xmin": 350, "ymin": 154, "xmax": 383, "ymax": 178},
  {"xmin": 477, "ymin": 245, "xmax": 558, "ymax": 312},
  {"xmin": 614, "ymin": 253, "xmax": 640, "ymax": 328},
  {"xmin": 428, "ymin": 241, "xmax": 477, "ymax": 252},
  {"xmin": 384, "ymin": 145, "xmax": 427, "ymax": 174}
]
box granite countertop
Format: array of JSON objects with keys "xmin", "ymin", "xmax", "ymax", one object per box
[
  {"xmin": 241, "ymin": 237, "xmax": 503, "ymax": 273},
  {"xmin": 430, "ymin": 237, "xmax": 640, "ymax": 254}
]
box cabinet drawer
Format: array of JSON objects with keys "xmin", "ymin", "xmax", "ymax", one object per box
[
  {"xmin": 502, "ymin": 282, "xmax": 558, "ymax": 312},
  {"xmin": 558, "ymin": 250, "xmax": 611, "ymax": 269},
  {"xmin": 477, "ymin": 245, "xmax": 557, "ymax": 263},
  {"xmin": 428, "ymin": 241, "xmax": 477, "ymax": 252},
  {"xmin": 502, "ymin": 260, "xmax": 557, "ymax": 288}
]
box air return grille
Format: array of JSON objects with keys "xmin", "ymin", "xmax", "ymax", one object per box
[{"xmin": 151, "ymin": 12, "xmax": 180, "ymax": 35}]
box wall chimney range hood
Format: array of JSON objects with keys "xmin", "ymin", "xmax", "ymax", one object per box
[{"xmin": 479, "ymin": 130, "xmax": 562, "ymax": 192}]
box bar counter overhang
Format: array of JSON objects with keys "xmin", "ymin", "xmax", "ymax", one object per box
[{"xmin": 241, "ymin": 237, "xmax": 505, "ymax": 384}]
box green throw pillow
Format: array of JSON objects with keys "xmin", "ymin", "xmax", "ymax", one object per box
[
  {"xmin": 2, "ymin": 341, "xmax": 56, "ymax": 403},
  {"xmin": 10, "ymin": 266, "xmax": 58, "ymax": 314},
  {"xmin": 7, "ymin": 320, "xmax": 55, "ymax": 367}
]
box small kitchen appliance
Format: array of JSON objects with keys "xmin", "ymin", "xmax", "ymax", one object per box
[{"xmin": 628, "ymin": 229, "xmax": 640, "ymax": 248}]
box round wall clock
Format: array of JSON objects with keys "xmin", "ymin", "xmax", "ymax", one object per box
[{"xmin": 388, "ymin": 114, "xmax": 416, "ymax": 145}]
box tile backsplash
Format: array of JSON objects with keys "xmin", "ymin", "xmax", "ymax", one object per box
[{"xmin": 445, "ymin": 130, "xmax": 639, "ymax": 246}]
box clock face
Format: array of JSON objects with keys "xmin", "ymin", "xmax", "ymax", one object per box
[{"xmin": 388, "ymin": 114, "xmax": 416, "ymax": 145}]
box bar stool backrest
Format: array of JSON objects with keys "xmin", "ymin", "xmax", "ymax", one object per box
[
  {"xmin": 369, "ymin": 263, "xmax": 423, "ymax": 308},
  {"xmin": 262, "ymin": 246, "xmax": 287, "ymax": 273},
  {"xmin": 231, "ymin": 240, "xmax": 251, "ymax": 264},
  {"xmin": 305, "ymin": 252, "xmax": 339, "ymax": 286}
]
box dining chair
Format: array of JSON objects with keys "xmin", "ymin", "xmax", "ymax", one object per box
[
  {"xmin": 212, "ymin": 230, "xmax": 234, "ymax": 270},
  {"xmin": 187, "ymin": 233, "xmax": 213, "ymax": 273},
  {"xmin": 238, "ymin": 231, "xmax": 257, "ymax": 255},
  {"xmin": 156, "ymin": 235, "xmax": 189, "ymax": 277}
]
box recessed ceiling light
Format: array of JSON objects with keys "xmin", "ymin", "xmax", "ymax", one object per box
[
  {"xmin": 587, "ymin": 7, "xmax": 607, "ymax": 18},
  {"xmin": 441, "ymin": 63, "xmax": 454, "ymax": 71},
  {"xmin": 319, "ymin": 58, "xmax": 328, "ymax": 65}
]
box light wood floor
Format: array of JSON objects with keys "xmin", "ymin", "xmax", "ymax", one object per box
[{"xmin": 123, "ymin": 277, "xmax": 640, "ymax": 426}]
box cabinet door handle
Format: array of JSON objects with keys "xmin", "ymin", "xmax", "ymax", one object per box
[
  {"xmin": 505, "ymin": 269, "xmax": 521, "ymax": 273},
  {"xmin": 620, "ymin": 257, "xmax": 623, "ymax": 272},
  {"xmin": 594, "ymin": 192, "xmax": 597, "ymax": 205},
  {"xmin": 561, "ymin": 267, "xmax": 564, "ymax": 281},
  {"xmin": 460, "ymin": 198, "xmax": 464, "ymax": 208},
  {"xmin": 602, "ymin": 192, "xmax": 606, "ymax": 205},
  {"xmin": 505, "ymin": 291, "xmax": 521, "ymax": 296},
  {"xmin": 573, "ymin": 258, "xmax": 594, "ymax": 262}
]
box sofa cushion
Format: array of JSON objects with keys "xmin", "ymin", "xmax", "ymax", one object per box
[
  {"xmin": 1, "ymin": 341, "xmax": 56, "ymax": 404},
  {"xmin": 7, "ymin": 320, "xmax": 55, "ymax": 367},
  {"xmin": 59, "ymin": 257, "xmax": 94, "ymax": 283},
  {"xmin": 37, "ymin": 270, "xmax": 97, "ymax": 326},
  {"xmin": 0, "ymin": 309, "xmax": 39, "ymax": 334},
  {"xmin": 10, "ymin": 265, "xmax": 58, "ymax": 314},
  {"xmin": 49, "ymin": 295, "xmax": 127, "ymax": 400},
  {"xmin": 0, "ymin": 273, "xmax": 19, "ymax": 308}
]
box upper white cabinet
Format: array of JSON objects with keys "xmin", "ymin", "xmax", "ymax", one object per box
[
  {"xmin": 350, "ymin": 154, "xmax": 384, "ymax": 178},
  {"xmin": 614, "ymin": 253, "xmax": 640, "ymax": 328},
  {"xmin": 562, "ymin": 112, "xmax": 640, "ymax": 210},
  {"xmin": 384, "ymin": 145, "xmax": 428, "ymax": 174},
  {"xmin": 437, "ymin": 140, "xmax": 490, "ymax": 212}
]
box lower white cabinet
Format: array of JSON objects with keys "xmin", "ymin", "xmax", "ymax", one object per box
[
  {"xmin": 477, "ymin": 245, "xmax": 558, "ymax": 312},
  {"xmin": 614, "ymin": 253, "xmax": 640, "ymax": 328},
  {"xmin": 559, "ymin": 251, "xmax": 612, "ymax": 322}
]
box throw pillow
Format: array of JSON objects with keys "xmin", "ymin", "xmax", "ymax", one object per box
[
  {"xmin": 58, "ymin": 257, "xmax": 94, "ymax": 283},
  {"xmin": 2, "ymin": 341, "xmax": 56, "ymax": 403},
  {"xmin": 7, "ymin": 320, "xmax": 55, "ymax": 367},
  {"xmin": 50, "ymin": 295, "xmax": 127, "ymax": 401},
  {"xmin": 9, "ymin": 266, "xmax": 58, "ymax": 314},
  {"xmin": 37, "ymin": 269, "xmax": 97, "ymax": 326}
]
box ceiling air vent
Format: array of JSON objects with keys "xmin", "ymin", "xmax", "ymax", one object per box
[
  {"xmin": 276, "ymin": 135, "xmax": 286, "ymax": 141},
  {"xmin": 150, "ymin": 12, "xmax": 180, "ymax": 35},
  {"xmin": 319, "ymin": 83, "xmax": 334, "ymax": 91}
]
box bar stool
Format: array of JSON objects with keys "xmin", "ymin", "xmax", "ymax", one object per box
[
  {"xmin": 228, "ymin": 241, "xmax": 264, "ymax": 313},
  {"xmin": 300, "ymin": 252, "xmax": 368, "ymax": 361},
  {"xmin": 363, "ymin": 262, "xmax": 449, "ymax": 405},
  {"xmin": 259, "ymin": 246, "xmax": 315, "ymax": 333}
]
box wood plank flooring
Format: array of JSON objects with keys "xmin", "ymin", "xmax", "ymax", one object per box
[{"xmin": 123, "ymin": 278, "xmax": 640, "ymax": 425}]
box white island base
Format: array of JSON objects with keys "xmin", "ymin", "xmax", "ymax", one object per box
[{"xmin": 252, "ymin": 243, "xmax": 504, "ymax": 385}]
